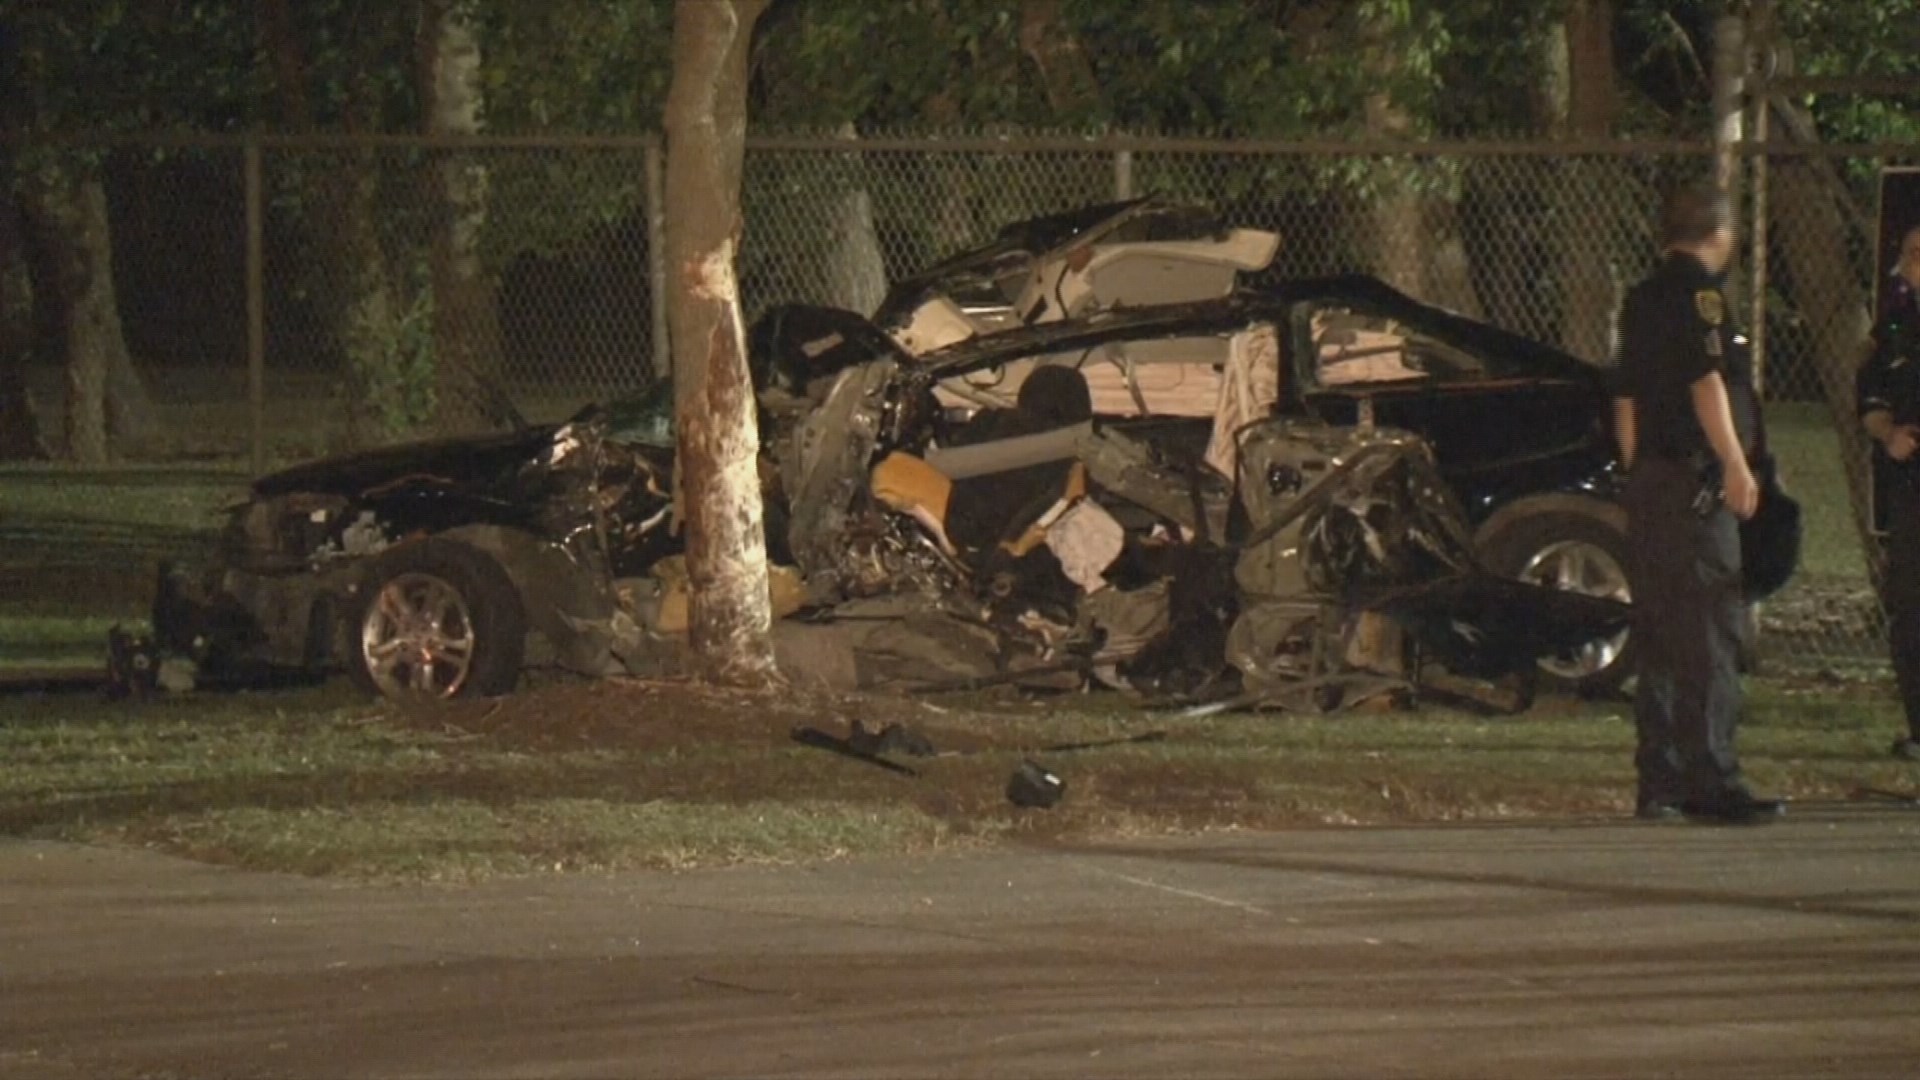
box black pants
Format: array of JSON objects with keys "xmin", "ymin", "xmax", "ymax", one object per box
[
  {"xmin": 1881, "ymin": 486, "xmax": 1920, "ymax": 742},
  {"xmin": 1625, "ymin": 458, "xmax": 1747, "ymax": 803}
]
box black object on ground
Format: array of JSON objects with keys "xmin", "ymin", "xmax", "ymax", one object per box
[
  {"xmin": 846, "ymin": 719, "xmax": 939, "ymax": 758},
  {"xmin": 1037, "ymin": 731, "xmax": 1168, "ymax": 753},
  {"xmin": 1007, "ymin": 760, "xmax": 1065, "ymax": 808},
  {"xmin": 790, "ymin": 725, "xmax": 920, "ymax": 776}
]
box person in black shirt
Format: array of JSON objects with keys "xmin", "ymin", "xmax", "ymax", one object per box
[
  {"xmin": 1612, "ymin": 184, "xmax": 1782, "ymax": 824},
  {"xmin": 1857, "ymin": 223, "xmax": 1920, "ymax": 761}
]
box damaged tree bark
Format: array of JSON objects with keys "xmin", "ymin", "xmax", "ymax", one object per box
[{"xmin": 664, "ymin": 0, "xmax": 779, "ymax": 686}]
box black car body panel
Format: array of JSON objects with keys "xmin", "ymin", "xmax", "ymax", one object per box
[
  {"xmin": 251, "ymin": 427, "xmax": 563, "ymax": 500},
  {"xmin": 158, "ymin": 391, "xmax": 683, "ymax": 676}
]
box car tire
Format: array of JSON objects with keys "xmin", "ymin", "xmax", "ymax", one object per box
[
  {"xmin": 1477, "ymin": 503, "xmax": 1633, "ymax": 696},
  {"xmin": 347, "ymin": 538, "xmax": 526, "ymax": 702}
]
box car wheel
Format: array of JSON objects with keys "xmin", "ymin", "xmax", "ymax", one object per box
[
  {"xmin": 348, "ymin": 539, "xmax": 526, "ymax": 702},
  {"xmin": 1478, "ymin": 504, "xmax": 1633, "ymax": 695}
]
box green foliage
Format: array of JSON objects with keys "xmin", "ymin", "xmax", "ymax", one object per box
[
  {"xmin": 1774, "ymin": 0, "xmax": 1920, "ymax": 147},
  {"xmin": 478, "ymin": 0, "xmax": 674, "ymax": 132},
  {"xmin": 350, "ymin": 268, "xmax": 438, "ymax": 438},
  {"xmin": 753, "ymin": 0, "xmax": 1487, "ymax": 137},
  {"xmin": 754, "ymin": 0, "xmax": 1040, "ymax": 129},
  {"xmin": 0, "ymin": 0, "xmax": 259, "ymax": 131}
]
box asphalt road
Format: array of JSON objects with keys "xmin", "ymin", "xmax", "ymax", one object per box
[{"xmin": 6, "ymin": 809, "xmax": 1920, "ymax": 1079}]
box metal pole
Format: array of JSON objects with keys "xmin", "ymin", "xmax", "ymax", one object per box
[
  {"xmin": 645, "ymin": 137, "xmax": 670, "ymax": 382},
  {"xmin": 245, "ymin": 139, "xmax": 266, "ymax": 476},
  {"xmin": 1114, "ymin": 149, "xmax": 1134, "ymax": 200}
]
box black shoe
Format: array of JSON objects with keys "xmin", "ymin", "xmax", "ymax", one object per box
[
  {"xmin": 1635, "ymin": 800, "xmax": 1685, "ymax": 822},
  {"xmin": 1683, "ymin": 790, "xmax": 1785, "ymax": 825},
  {"xmin": 1892, "ymin": 738, "xmax": 1920, "ymax": 762}
]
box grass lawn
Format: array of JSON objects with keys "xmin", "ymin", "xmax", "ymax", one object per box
[
  {"xmin": 0, "ymin": 408, "xmax": 1904, "ymax": 881},
  {"xmin": 0, "ymin": 466, "xmax": 244, "ymax": 670},
  {"xmin": 0, "ymin": 674, "xmax": 1911, "ymax": 882}
]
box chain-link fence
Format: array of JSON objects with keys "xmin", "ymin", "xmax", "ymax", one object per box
[{"xmin": 5, "ymin": 132, "xmax": 1912, "ymax": 669}]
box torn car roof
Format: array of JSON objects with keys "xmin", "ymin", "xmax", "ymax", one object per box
[{"xmin": 907, "ymin": 275, "xmax": 1605, "ymax": 384}]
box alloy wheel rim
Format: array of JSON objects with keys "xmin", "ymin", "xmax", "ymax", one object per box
[
  {"xmin": 360, "ymin": 572, "xmax": 476, "ymax": 699},
  {"xmin": 1518, "ymin": 539, "xmax": 1631, "ymax": 680}
]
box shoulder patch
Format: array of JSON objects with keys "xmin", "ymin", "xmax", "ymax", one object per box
[{"xmin": 1694, "ymin": 289, "xmax": 1724, "ymax": 326}]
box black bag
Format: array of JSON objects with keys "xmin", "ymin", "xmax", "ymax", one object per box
[{"xmin": 1740, "ymin": 453, "xmax": 1802, "ymax": 602}]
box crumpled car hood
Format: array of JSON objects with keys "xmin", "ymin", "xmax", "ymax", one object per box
[{"xmin": 251, "ymin": 427, "xmax": 560, "ymax": 498}]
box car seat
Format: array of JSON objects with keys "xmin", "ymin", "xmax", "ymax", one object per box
[{"xmin": 871, "ymin": 365, "xmax": 1099, "ymax": 563}]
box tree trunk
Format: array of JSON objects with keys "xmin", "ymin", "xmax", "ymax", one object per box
[
  {"xmin": 824, "ymin": 124, "xmax": 888, "ymax": 316},
  {"xmin": 15, "ymin": 159, "xmax": 153, "ymax": 463},
  {"xmin": 0, "ymin": 193, "xmax": 48, "ymax": 460},
  {"xmin": 1018, "ymin": 0, "xmax": 1104, "ymax": 121},
  {"xmin": 1554, "ymin": 0, "xmax": 1619, "ymax": 364},
  {"xmin": 1359, "ymin": 22, "xmax": 1483, "ymax": 317},
  {"xmin": 337, "ymin": 164, "xmax": 409, "ymax": 446},
  {"xmin": 420, "ymin": 0, "xmax": 511, "ymax": 434},
  {"xmin": 665, "ymin": 0, "xmax": 778, "ymax": 686},
  {"xmin": 921, "ymin": 93, "xmax": 980, "ymax": 257}
]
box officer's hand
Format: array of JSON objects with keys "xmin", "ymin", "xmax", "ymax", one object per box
[
  {"xmin": 1724, "ymin": 461, "xmax": 1760, "ymax": 521},
  {"xmin": 1888, "ymin": 425, "xmax": 1920, "ymax": 462}
]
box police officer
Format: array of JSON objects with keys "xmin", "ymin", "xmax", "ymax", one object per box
[
  {"xmin": 1857, "ymin": 223, "xmax": 1920, "ymax": 761},
  {"xmin": 1612, "ymin": 183, "xmax": 1782, "ymax": 824}
]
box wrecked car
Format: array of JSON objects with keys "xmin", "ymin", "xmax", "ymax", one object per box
[
  {"xmin": 754, "ymin": 304, "xmax": 1631, "ymax": 710},
  {"xmin": 797, "ymin": 198, "xmax": 1639, "ymax": 690},
  {"xmin": 154, "ymin": 283, "xmax": 1629, "ymax": 711},
  {"xmin": 152, "ymin": 199, "xmax": 1645, "ymax": 706},
  {"xmin": 765, "ymin": 267, "xmax": 1635, "ymax": 690}
]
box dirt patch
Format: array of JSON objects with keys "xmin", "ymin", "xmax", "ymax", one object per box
[
  {"xmin": 384, "ymin": 676, "xmax": 1013, "ymax": 756},
  {"xmin": 371, "ymin": 679, "xmax": 1576, "ymax": 847},
  {"xmin": 377, "ymin": 678, "xmax": 1194, "ymax": 843}
]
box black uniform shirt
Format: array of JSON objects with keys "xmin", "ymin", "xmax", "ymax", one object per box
[
  {"xmin": 1858, "ymin": 277, "xmax": 1920, "ymax": 428},
  {"xmin": 1614, "ymin": 252, "xmax": 1742, "ymax": 461}
]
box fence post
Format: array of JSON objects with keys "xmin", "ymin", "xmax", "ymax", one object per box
[
  {"xmin": 245, "ymin": 138, "xmax": 266, "ymax": 476},
  {"xmin": 1113, "ymin": 148, "xmax": 1134, "ymax": 200},
  {"xmin": 645, "ymin": 136, "xmax": 671, "ymax": 382}
]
